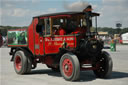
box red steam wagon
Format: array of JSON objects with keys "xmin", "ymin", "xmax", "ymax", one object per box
[{"xmin": 8, "ymin": 5, "xmax": 113, "ymax": 81}]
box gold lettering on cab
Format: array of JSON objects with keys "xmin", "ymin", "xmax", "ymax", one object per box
[{"xmin": 45, "ymin": 37, "xmax": 74, "ymax": 42}]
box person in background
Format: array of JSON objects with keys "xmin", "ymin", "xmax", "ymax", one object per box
[{"xmin": 0, "ymin": 33, "xmax": 3, "ymax": 47}]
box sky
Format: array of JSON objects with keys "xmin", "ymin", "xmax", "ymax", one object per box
[{"xmin": 0, "ymin": 0, "xmax": 128, "ymax": 28}]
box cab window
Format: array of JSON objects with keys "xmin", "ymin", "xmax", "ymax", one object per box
[
  {"xmin": 36, "ymin": 19, "xmax": 45, "ymax": 35},
  {"xmin": 45, "ymin": 18, "xmax": 51, "ymax": 35}
]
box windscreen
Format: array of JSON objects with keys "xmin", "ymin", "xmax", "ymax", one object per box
[{"xmin": 52, "ymin": 14, "xmax": 88, "ymax": 34}]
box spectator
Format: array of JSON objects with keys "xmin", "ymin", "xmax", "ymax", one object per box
[{"xmin": 0, "ymin": 33, "xmax": 3, "ymax": 47}]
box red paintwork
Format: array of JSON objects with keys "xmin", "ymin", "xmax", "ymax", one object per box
[
  {"xmin": 28, "ymin": 20, "xmax": 35, "ymax": 54},
  {"xmin": 28, "ymin": 18, "xmax": 44, "ymax": 55},
  {"xmin": 71, "ymin": 27, "xmax": 86, "ymax": 34},
  {"xmin": 28, "ymin": 18, "xmax": 45, "ymax": 55},
  {"xmin": 34, "ymin": 18, "xmax": 40, "ymax": 55},
  {"xmin": 43, "ymin": 56, "xmax": 54, "ymax": 66},
  {"xmin": 44, "ymin": 36, "xmax": 77, "ymax": 54},
  {"xmin": 40, "ymin": 17, "xmax": 48, "ymax": 19},
  {"xmin": 50, "ymin": 15, "xmax": 71, "ymax": 18},
  {"xmin": 39, "ymin": 15, "xmax": 71, "ymax": 19},
  {"xmin": 15, "ymin": 55, "xmax": 22, "ymax": 71},
  {"xmin": 62, "ymin": 58, "xmax": 73, "ymax": 77},
  {"xmin": 39, "ymin": 37, "xmax": 44, "ymax": 55},
  {"xmin": 27, "ymin": 17, "xmax": 78, "ymax": 55}
]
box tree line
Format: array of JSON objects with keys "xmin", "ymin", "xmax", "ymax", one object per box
[
  {"xmin": 0, "ymin": 25, "xmax": 128, "ymax": 36},
  {"xmin": 97, "ymin": 27, "xmax": 128, "ymax": 35}
]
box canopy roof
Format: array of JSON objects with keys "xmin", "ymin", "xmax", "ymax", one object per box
[{"xmin": 34, "ymin": 11, "xmax": 100, "ymax": 18}]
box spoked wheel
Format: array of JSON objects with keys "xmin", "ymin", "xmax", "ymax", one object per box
[
  {"xmin": 60, "ymin": 53, "xmax": 80, "ymax": 81},
  {"xmin": 93, "ymin": 51, "xmax": 113, "ymax": 78},
  {"xmin": 14, "ymin": 51, "xmax": 32, "ymax": 74}
]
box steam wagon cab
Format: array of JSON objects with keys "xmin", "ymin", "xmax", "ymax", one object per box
[{"xmin": 8, "ymin": 6, "xmax": 113, "ymax": 81}]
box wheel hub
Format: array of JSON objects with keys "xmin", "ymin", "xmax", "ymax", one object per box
[
  {"xmin": 65, "ymin": 64, "xmax": 69, "ymax": 71},
  {"xmin": 96, "ymin": 57, "xmax": 106, "ymax": 72},
  {"xmin": 15, "ymin": 56, "xmax": 22, "ymax": 71},
  {"xmin": 62, "ymin": 58, "xmax": 73, "ymax": 77}
]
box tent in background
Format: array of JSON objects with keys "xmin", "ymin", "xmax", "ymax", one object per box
[{"xmin": 121, "ymin": 33, "xmax": 128, "ymax": 44}]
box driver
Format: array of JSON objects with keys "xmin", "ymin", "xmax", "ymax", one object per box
[{"xmin": 57, "ymin": 26, "xmax": 66, "ymax": 35}]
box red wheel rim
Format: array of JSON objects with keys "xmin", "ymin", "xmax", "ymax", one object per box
[
  {"xmin": 15, "ymin": 56, "xmax": 22, "ymax": 71},
  {"xmin": 62, "ymin": 58, "xmax": 73, "ymax": 77}
]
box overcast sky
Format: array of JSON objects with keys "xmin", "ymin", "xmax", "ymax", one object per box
[{"xmin": 0, "ymin": 0, "xmax": 128, "ymax": 28}]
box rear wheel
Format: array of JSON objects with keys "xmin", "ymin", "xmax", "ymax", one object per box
[
  {"xmin": 60, "ymin": 53, "xmax": 80, "ymax": 81},
  {"xmin": 93, "ymin": 51, "xmax": 113, "ymax": 78},
  {"xmin": 14, "ymin": 51, "xmax": 32, "ymax": 74}
]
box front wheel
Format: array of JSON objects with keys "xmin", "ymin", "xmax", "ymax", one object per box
[
  {"xmin": 93, "ymin": 51, "xmax": 113, "ymax": 78},
  {"xmin": 60, "ymin": 53, "xmax": 80, "ymax": 81}
]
